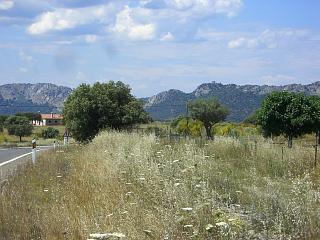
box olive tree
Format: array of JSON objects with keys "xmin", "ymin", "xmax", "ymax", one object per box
[
  {"xmin": 5, "ymin": 116, "xmax": 34, "ymax": 142},
  {"xmin": 187, "ymin": 97, "xmax": 229, "ymax": 140}
]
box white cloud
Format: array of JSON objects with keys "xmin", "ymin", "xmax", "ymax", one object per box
[
  {"xmin": 110, "ymin": 6, "xmax": 156, "ymax": 41},
  {"xmin": 27, "ymin": 4, "xmax": 114, "ymax": 35},
  {"xmin": 0, "ymin": 0, "xmax": 14, "ymax": 10},
  {"xmin": 160, "ymin": 32, "xmax": 174, "ymax": 41},
  {"xmin": 26, "ymin": 0, "xmax": 243, "ymax": 41},
  {"xmin": 228, "ymin": 29, "xmax": 309, "ymax": 49},
  {"xmin": 164, "ymin": 0, "xmax": 243, "ymax": 17},
  {"xmin": 84, "ymin": 34, "xmax": 98, "ymax": 43},
  {"xmin": 260, "ymin": 74, "xmax": 296, "ymax": 85},
  {"xmin": 19, "ymin": 51, "xmax": 35, "ymax": 63}
]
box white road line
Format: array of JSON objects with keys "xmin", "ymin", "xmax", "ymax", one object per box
[{"xmin": 0, "ymin": 149, "xmax": 41, "ymax": 167}]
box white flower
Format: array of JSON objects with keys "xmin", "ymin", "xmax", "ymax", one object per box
[{"xmin": 215, "ymin": 221, "xmax": 228, "ymax": 227}]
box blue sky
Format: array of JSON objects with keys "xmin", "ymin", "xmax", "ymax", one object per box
[{"xmin": 0, "ymin": 0, "xmax": 319, "ymax": 97}]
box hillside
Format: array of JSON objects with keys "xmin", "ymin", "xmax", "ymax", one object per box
[
  {"xmin": 2, "ymin": 81, "xmax": 320, "ymax": 121},
  {"xmin": 144, "ymin": 81, "xmax": 320, "ymax": 122},
  {"xmin": 0, "ymin": 83, "xmax": 72, "ymax": 115}
]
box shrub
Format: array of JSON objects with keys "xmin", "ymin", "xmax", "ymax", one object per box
[{"xmin": 42, "ymin": 127, "xmax": 59, "ymax": 139}]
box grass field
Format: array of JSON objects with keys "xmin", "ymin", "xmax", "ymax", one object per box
[
  {"xmin": 0, "ymin": 125, "xmax": 66, "ymax": 147},
  {"xmin": 1, "ymin": 131, "xmax": 320, "ymax": 239}
]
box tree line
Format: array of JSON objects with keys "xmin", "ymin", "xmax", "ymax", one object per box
[{"xmin": 62, "ymin": 81, "xmax": 320, "ymax": 146}]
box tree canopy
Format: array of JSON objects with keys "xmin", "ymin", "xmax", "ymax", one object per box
[
  {"xmin": 187, "ymin": 97, "xmax": 229, "ymax": 139},
  {"xmin": 5, "ymin": 116, "xmax": 34, "ymax": 142},
  {"xmin": 63, "ymin": 81, "xmax": 151, "ymax": 142},
  {"xmin": 257, "ymin": 91, "xmax": 314, "ymax": 147}
]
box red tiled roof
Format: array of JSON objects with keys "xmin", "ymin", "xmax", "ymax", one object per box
[{"xmin": 41, "ymin": 113, "xmax": 63, "ymax": 120}]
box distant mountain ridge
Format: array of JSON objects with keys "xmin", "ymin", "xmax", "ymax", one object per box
[
  {"xmin": 1, "ymin": 81, "xmax": 320, "ymax": 122},
  {"xmin": 144, "ymin": 81, "xmax": 320, "ymax": 122},
  {"xmin": 0, "ymin": 83, "xmax": 72, "ymax": 115}
]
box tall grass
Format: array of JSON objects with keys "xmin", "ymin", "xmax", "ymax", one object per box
[{"xmin": 1, "ymin": 131, "xmax": 319, "ymax": 239}]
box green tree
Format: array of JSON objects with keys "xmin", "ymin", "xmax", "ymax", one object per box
[
  {"xmin": 5, "ymin": 116, "xmax": 34, "ymax": 142},
  {"xmin": 257, "ymin": 91, "xmax": 313, "ymax": 148},
  {"xmin": 170, "ymin": 115, "xmax": 185, "ymax": 129},
  {"xmin": 15, "ymin": 112, "xmax": 42, "ymax": 122},
  {"xmin": 0, "ymin": 115, "xmax": 8, "ymax": 133},
  {"xmin": 242, "ymin": 111, "xmax": 258, "ymax": 125},
  {"xmin": 42, "ymin": 127, "xmax": 59, "ymax": 139},
  {"xmin": 187, "ymin": 97, "xmax": 229, "ymax": 140},
  {"xmin": 63, "ymin": 81, "xmax": 151, "ymax": 142},
  {"xmin": 307, "ymin": 95, "xmax": 320, "ymax": 144}
]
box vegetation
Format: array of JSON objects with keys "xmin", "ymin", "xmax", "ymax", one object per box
[
  {"xmin": 308, "ymin": 95, "xmax": 320, "ymax": 144},
  {"xmin": 5, "ymin": 116, "xmax": 33, "ymax": 142},
  {"xmin": 63, "ymin": 81, "xmax": 150, "ymax": 142},
  {"xmin": 257, "ymin": 92, "xmax": 315, "ymax": 148},
  {"xmin": 187, "ymin": 97, "xmax": 229, "ymax": 139},
  {"xmin": 42, "ymin": 127, "xmax": 60, "ymax": 139},
  {"xmin": 15, "ymin": 112, "xmax": 42, "ymax": 121},
  {"xmin": 1, "ymin": 131, "xmax": 320, "ymax": 239}
]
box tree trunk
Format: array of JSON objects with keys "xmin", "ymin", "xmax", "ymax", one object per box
[
  {"xmin": 19, "ymin": 135, "xmax": 22, "ymax": 142},
  {"xmin": 317, "ymin": 130, "xmax": 320, "ymax": 145},
  {"xmin": 205, "ymin": 125, "xmax": 214, "ymax": 140},
  {"xmin": 288, "ymin": 135, "xmax": 293, "ymax": 148}
]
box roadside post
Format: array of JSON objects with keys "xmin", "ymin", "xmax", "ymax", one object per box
[
  {"xmin": 53, "ymin": 140, "xmax": 56, "ymax": 150},
  {"xmin": 32, "ymin": 138, "xmax": 36, "ymax": 164},
  {"xmin": 64, "ymin": 130, "xmax": 69, "ymax": 146}
]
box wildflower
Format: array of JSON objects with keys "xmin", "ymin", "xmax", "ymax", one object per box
[
  {"xmin": 205, "ymin": 224, "xmax": 214, "ymax": 231},
  {"xmin": 181, "ymin": 207, "xmax": 193, "ymax": 212},
  {"xmin": 184, "ymin": 225, "xmax": 193, "ymax": 228},
  {"xmin": 215, "ymin": 222, "xmax": 228, "ymax": 227}
]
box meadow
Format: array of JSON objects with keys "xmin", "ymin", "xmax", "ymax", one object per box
[
  {"xmin": 0, "ymin": 125, "xmax": 66, "ymax": 147},
  {"xmin": 0, "ymin": 131, "xmax": 320, "ymax": 239}
]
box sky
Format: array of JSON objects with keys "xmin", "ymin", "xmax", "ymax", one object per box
[{"xmin": 0, "ymin": 0, "xmax": 319, "ymax": 97}]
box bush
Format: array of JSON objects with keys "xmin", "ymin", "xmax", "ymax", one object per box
[{"xmin": 42, "ymin": 127, "xmax": 59, "ymax": 139}]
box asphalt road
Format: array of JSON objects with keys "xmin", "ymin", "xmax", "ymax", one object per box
[{"xmin": 0, "ymin": 146, "xmax": 52, "ymax": 164}]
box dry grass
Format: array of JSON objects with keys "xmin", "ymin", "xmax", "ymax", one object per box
[{"xmin": 1, "ymin": 131, "xmax": 320, "ymax": 239}]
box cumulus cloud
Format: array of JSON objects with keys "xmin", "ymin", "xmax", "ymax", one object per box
[
  {"xmin": 110, "ymin": 6, "xmax": 156, "ymax": 41},
  {"xmin": 156, "ymin": 0, "xmax": 243, "ymax": 17},
  {"xmin": 228, "ymin": 29, "xmax": 309, "ymax": 49},
  {"xmin": 27, "ymin": 4, "xmax": 114, "ymax": 35},
  {"xmin": 0, "ymin": 0, "xmax": 14, "ymax": 10},
  {"xmin": 25, "ymin": 0, "xmax": 243, "ymax": 41}
]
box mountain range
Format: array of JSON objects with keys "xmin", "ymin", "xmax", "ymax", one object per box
[
  {"xmin": 0, "ymin": 83, "xmax": 72, "ymax": 115},
  {"xmin": 1, "ymin": 81, "xmax": 320, "ymax": 122}
]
